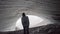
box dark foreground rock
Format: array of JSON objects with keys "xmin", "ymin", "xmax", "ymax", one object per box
[{"xmin": 0, "ymin": 24, "xmax": 60, "ymax": 34}]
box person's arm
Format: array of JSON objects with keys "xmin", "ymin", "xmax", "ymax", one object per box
[
  {"xmin": 21, "ymin": 17, "xmax": 24, "ymax": 26},
  {"xmin": 27, "ymin": 16, "xmax": 30, "ymax": 26}
]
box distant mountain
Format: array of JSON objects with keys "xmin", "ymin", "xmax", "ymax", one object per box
[{"xmin": 0, "ymin": 24, "xmax": 60, "ymax": 34}]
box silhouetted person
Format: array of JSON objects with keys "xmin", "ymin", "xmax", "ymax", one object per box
[{"xmin": 21, "ymin": 13, "xmax": 29, "ymax": 34}]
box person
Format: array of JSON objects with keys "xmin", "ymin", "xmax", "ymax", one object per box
[{"xmin": 21, "ymin": 13, "xmax": 30, "ymax": 34}]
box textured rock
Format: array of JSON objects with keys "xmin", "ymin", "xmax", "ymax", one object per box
[{"xmin": 0, "ymin": 0, "xmax": 60, "ymax": 31}]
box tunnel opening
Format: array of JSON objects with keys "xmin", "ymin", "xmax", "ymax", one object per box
[
  {"xmin": 15, "ymin": 15, "xmax": 43, "ymax": 30},
  {"xmin": 15, "ymin": 15, "xmax": 51, "ymax": 31}
]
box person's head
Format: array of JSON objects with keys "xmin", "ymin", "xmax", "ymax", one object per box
[{"xmin": 22, "ymin": 13, "xmax": 26, "ymax": 17}]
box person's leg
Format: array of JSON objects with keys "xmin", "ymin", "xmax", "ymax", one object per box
[
  {"xmin": 24, "ymin": 26, "xmax": 29, "ymax": 34},
  {"xmin": 26, "ymin": 26, "xmax": 29, "ymax": 34},
  {"xmin": 24, "ymin": 27, "xmax": 26, "ymax": 34}
]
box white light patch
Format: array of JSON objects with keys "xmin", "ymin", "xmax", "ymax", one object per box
[{"xmin": 16, "ymin": 15, "xmax": 43, "ymax": 30}]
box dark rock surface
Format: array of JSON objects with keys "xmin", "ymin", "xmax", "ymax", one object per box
[
  {"xmin": 0, "ymin": 24, "xmax": 60, "ymax": 34},
  {"xmin": 0, "ymin": 0, "xmax": 60, "ymax": 32}
]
